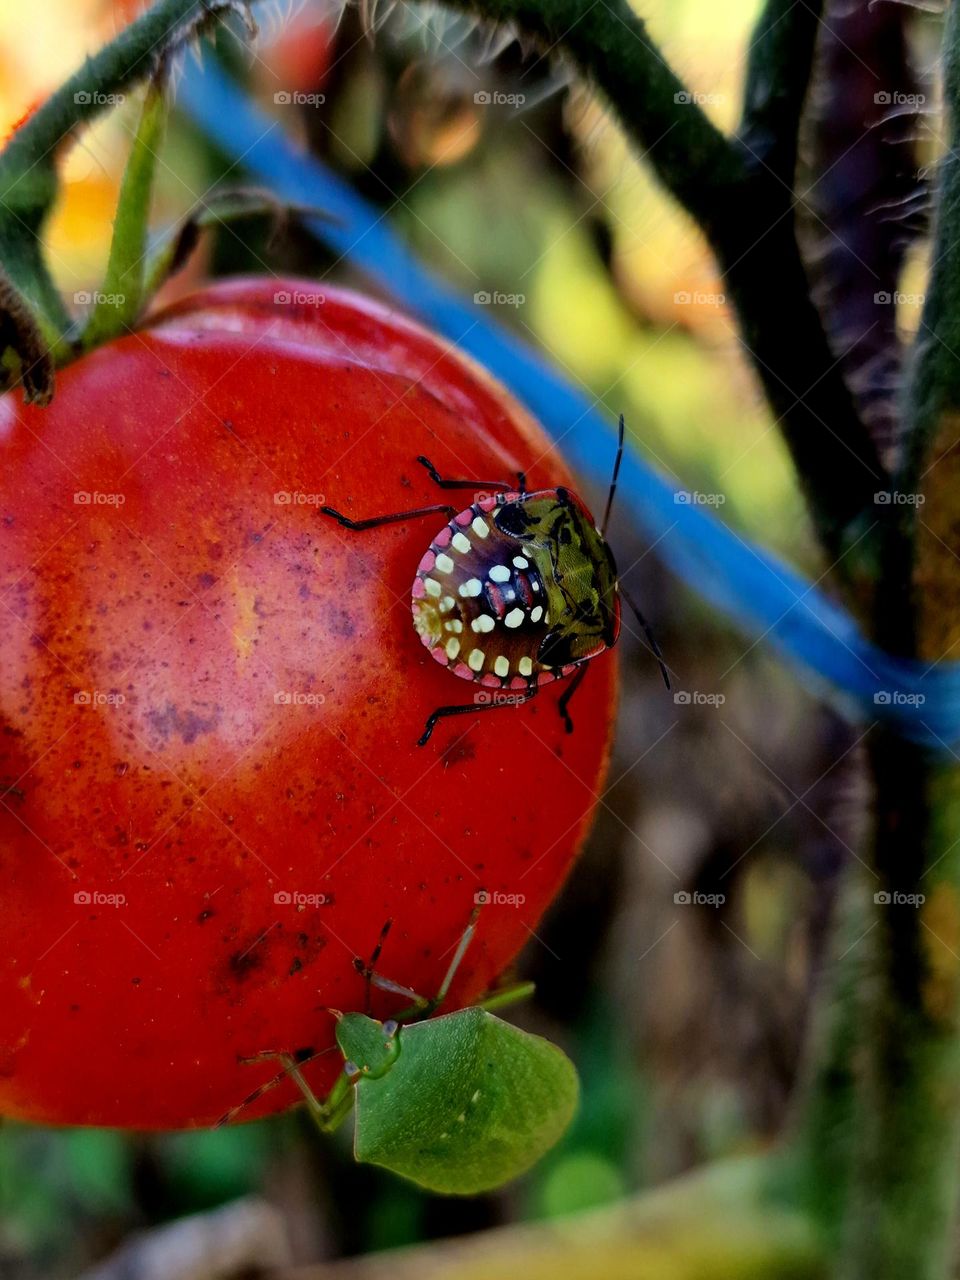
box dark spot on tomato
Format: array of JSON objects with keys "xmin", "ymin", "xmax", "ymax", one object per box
[{"xmin": 146, "ymin": 703, "xmax": 221, "ymax": 745}]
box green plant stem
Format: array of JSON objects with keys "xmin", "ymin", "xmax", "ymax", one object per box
[
  {"xmin": 0, "ymin": 0, "xmax": 253, "ymax": 366},
  {"xmin": 453, "ymin": 0, "xmax": 884, "ymax": 564}
]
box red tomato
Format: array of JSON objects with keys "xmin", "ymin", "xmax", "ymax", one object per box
[{"xmin": 0, "ymin": 279, "xmax": 615, "ymax": 1128}]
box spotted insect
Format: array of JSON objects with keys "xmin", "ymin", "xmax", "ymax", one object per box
[{"xmin": 320, "ymin": 415, "xmax": 669, "ymax": 744}]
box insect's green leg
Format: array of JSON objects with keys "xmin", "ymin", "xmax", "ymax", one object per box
[
  {"xmin": 279, "ymin": 1054, "xmax": 355, "ymax": 1134},
  {"xmin": 392, "ymin": 905, "xmax": 481, "ymax": 1022},
  {"xmin": 475, "ymin": 980, "xmax": 536, "ymax": 1013}
]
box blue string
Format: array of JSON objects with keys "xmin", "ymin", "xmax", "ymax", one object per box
[{"xmin": 178, "ymin": 61, "xmax": 960, "ymax": 751}]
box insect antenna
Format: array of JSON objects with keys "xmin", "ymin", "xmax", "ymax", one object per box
[
  {"xmin": 620, "ymin": 586, "xmax": 671, "ymax": 690},
  {"xmin": 600, "ymin": 413, "xmax": 625, "ymax": 538}
]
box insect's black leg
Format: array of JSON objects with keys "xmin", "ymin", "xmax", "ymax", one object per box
[
  {"xmin": 620, "ymin": 587, "xmax": 671, "ymax": 689},
  {"xmin": 516, "ymin": 471, "xmax": 527, "ymax": 494},
  {"xmin": 416, "ymin": 456, "xmax": 515, "ymax": 492},
  {"xmin": 353, "ymin": 919, "xmax": 394, "ymax": 1014},
  {"xmin": 214, "ymin": 1046, "xmax": 336, "ymax": 1128},
  {"xmin": 319, "ymin": 502, "xmax": 457, "ymax": 531},
  {"xmin": 418, "ymin": 688, "xmax": 540, "ymax": 746},
  {"xmin": 556, "ymin": 665, "xmax": 589, "ymax": 734}
]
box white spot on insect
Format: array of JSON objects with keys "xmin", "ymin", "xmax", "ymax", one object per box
[
  {"xmin": 530, "ymin": 605, "xmax": 544, "ymax": 623},
  {"xmin": 424, "ymin": 578, "xmax": 442, "ymax": 598},
  {"xmin": 513, "ymin": 555, "xmax": 528, "ymax": 569},
  {"xmin": 518, "ymin": 656, "xmax": 533, "ymax": 677},
  {"xmin": 471, "ymin": 615, "xmax": 495, "ymax": 634},
  {"xmin": 504, "ymin": 608, "xmax": 524, "ymax": 629},
  {"xmin": 489, "ymin": 564, "xmax": 511, "ymax": 583},
  {"xmin": 494, "ymin": 655, "xmax": 510, "ymax": 678},
  {"xmin": 435, "ymin": 553, "xmax": 455, "ymax": 574},
  {"xmin": 446, "ymin": 619, "xmax": 464, "ymax": 633},
  {"xmin": 452, "ymin": 532, "xmax": 471, "ymax": 555},
  {"xmin": 446, "ymin": 638, "xmax": 461, "ymax": 659},
  {"xmin": 532, "ymin": 581, "xmax": 540, "ymax": 593},
  {"xmin": 468, "ymin": 648, "xmax": 485, "ymax": 672},
  {"xmin": 472, "ymin": 516, "xmax": 490, "ymax": 538},
  {"xmin": 460, "ymin": 578, "xmax": 483, "ymax": 598},
  {"xmin": 440, "ymin": 595, "xmax": 455, "ymax": 612}
]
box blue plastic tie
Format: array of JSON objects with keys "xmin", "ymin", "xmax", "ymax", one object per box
[{"xmin": 177, "ymin": 61, "xmax": 960, "ymax": 751}]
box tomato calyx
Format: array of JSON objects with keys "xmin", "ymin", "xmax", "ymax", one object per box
[{"xmin": 0, "ymin": 0, "xmax": 265, "ymax": 405}]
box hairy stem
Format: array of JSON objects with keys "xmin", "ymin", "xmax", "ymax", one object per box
[{"xmin": 452, "ymin": 0, "xmax": 884, "ymax": 564}]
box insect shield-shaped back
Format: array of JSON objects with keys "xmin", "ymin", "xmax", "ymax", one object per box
[
  {"xmin": 351, "ymin": 1007, "xmax": 578, "ymax": 1195},
  {"xmin": 412, "ymin": 488, "xmax": 620, "ymax": 687}
]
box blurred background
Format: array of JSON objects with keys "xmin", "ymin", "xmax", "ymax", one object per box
[{"xmin": 0, "ymin": 0, "xmax": 938, "ymax": 1274}]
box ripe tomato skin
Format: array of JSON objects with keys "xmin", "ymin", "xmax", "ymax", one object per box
[{"xmin": 0, "ymin": 279, "xmax": 616, "ymax": 1129}]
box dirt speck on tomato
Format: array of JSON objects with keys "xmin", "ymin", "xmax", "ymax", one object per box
[{"xmin": 0, "ymin": 279, "xmax": 616, "ymax": 1128}]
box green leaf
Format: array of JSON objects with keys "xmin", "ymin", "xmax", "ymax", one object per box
[{"xmin": 353, "ymin": 1007, "xmax": 579, "ymax": 1195}]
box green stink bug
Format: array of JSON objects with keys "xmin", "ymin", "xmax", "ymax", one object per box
[{"xmin": 218, "ymin": 909, "xmax": 579, "ymax": 1195}]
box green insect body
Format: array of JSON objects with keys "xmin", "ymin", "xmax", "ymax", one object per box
[
  {"xmin": 337, "ymin": 1007, "xmax": 579, "ymax": 1195},
  {"xmin": 224, "ymin": 913, "xmax": 580, "ymax": 1195}
]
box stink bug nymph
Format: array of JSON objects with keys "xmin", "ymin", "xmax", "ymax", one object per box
[
  {"xmin": 217, "ymin": 909, "xmax": 579, "ymax": 1195},
  {"xmin": 320, "ymin": 415, "xmax": 669, "ymax": 744}
]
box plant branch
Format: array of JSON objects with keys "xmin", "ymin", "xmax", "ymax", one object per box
[{"xmin": 451, "ymin": 0, "xmax": 885, "ymax": 564}]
